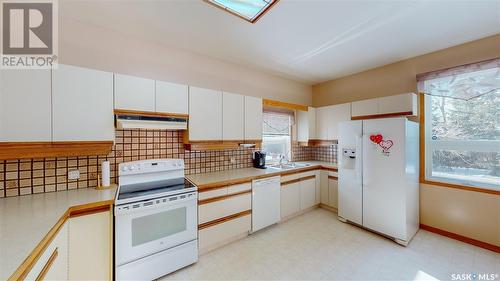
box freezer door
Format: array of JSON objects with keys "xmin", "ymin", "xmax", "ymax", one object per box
[
  {"xmin": 362, "ymin": 118, "xmax": 407, "ymax": 240},
  {"xmin": 338, "ymin": 120, "xmax": 363, "ymax": 225}
]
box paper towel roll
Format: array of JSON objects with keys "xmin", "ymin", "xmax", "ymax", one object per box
[{"xmin": 101, "ymin": 161, "xmax": 110, "ymax": 187}]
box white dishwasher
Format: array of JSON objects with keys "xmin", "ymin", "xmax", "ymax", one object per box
[{"xmin": 252, "ymin": 176, "xmax": 281, "ymax": 232}]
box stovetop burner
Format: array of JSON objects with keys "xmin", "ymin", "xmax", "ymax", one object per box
[{"xmin": 117, "ymin": 178, "xmax": 196, "ymax": 201}]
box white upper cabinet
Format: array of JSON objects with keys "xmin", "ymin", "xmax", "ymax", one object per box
[
  {"xmin": 114, "ymin": 74, "xmax": 155, "ymax": 112},
  {"xmin": 244, "ymin": 96, "xmax": 263, "ymax": 140},
  {"xmin": 189, "ymin": 87, "xmax": 223, "ymax": 141},
  {"xmin": 316, "ymin": 103, "xmax": 350, "ymax": 140},
  {"xmin": 222, "ymin": 92, "xmax": 244, "ymax": 141},
  {"xmin": 0, "ymin": 69, "xmax": 52, "ymax": 141},
  {"xmin": 52, "ymin": 65, "xmax": 114, "ymax": 141},
  {"xmin": 297, "ymin": 107, "xmax": 316, "ymax": 142},
  {"xmin": 351, "ymin": 98, "xmax": 378, "ymax": 117},
  {"xmin": 378, "ymin": 93, "xmax": 417, "ymax": 115},
  {"xmin": 155, "ymin": 81, "xmax": 188, "ymax": 114},
  {"xmin": 351, "ymin": 93, "xmax": 417, "ymax": 118}
]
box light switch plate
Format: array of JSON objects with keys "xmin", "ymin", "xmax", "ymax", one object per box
[{"xmin": 68, "ymin": 169, "xmax": 80, "ymax": 180}]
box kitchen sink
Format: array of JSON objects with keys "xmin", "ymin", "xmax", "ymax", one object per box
[{"xmin": 268, "ymin": 163, "xmax": 311, "ymax": 170}]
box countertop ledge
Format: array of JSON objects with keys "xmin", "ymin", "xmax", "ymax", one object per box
[
  {"xmin": 0, "ymin": 187, "xmax": 116, "ymax": 281},
  {"xmin": 187, "ymin": 161, "xmax": 337, "ymax": 190}
]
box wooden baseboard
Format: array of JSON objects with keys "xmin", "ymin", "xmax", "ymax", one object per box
[{"xmin": 420, "ymin": 224, "xmax": 500, "ymax": 253}]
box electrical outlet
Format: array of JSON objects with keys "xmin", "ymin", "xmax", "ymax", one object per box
[
  {"xmin": 68, "ymin": 169, "xmax": 80, "ymax": 180},
  {"xmin": 230, "ymin": 157, "xmax": 236, "ymax": 164}
]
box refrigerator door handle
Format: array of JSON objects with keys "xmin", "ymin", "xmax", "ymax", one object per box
[{"xmin": 355, "ymin": 135, "xmax": 363, "ymax": 185}]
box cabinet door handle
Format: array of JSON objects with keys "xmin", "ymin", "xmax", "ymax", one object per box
[{"xmin": 35, "ymin": 247, "xmax": 58, "ymax": 281}]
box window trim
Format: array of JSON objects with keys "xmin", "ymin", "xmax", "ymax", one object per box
[
  {"xmin": 419, "ymin": 93, "xmax": 500, "ymax": 195},
  {"xmin": 204, "ymin": 0, "xmax": 280, "ymax": 24}
]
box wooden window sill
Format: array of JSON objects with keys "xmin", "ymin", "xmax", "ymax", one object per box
[{"xmin": 420, "ymin": 179, "xmax": 500, "ymax": 195}]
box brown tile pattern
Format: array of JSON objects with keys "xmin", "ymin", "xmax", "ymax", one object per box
[
  {"xmin": 0, "ymin": 129, "xmax": 256, "ymax": 197},
  {"xmin": 292, "ymin": 143, "xmax": 338, "ymax": 163}
]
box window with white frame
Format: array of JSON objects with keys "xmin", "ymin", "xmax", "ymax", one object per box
[
  {"xmin": 261, "ymin": 110, "xmax": 293, "ymax": 165},
  {"xmin": 418, "ymin": 59, "xmax": 500, "ymax": 190}
]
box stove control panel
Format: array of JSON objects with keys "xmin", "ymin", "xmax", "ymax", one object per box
[{"xmin": 119, "ymin": 159, "xmax": 184, "ymax": 176}]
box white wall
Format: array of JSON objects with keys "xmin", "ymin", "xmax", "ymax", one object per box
[{"xmin": 58, "ymin": 17, "xmax": 312, "ymax": 105}]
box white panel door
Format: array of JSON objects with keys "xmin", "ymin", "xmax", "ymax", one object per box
[
  {"xmin": 328, "ymin": 177, "xmax": 338, "ymax": 209},
  {"xmin": 155, "ymin": 81, "xmax": 188, "ymax": 114},
  {"xmin": 378, "ymin": 93, "xmax": 417, "ymax": 115},
  {"xmin": 189, "ymin": 87, "xmax": 222, "ymax": 141},
  {"xmin": 244, "ymin": 96, "xmax": 262, "ymax": 140},
  {"xmin": 0, "ymin": 69, "xmax": 51, "ymax": 141},
  {"xmin": 297, "ymin": 107, "xmax": 316, "ymax": 142},
  {"xmin": 328, "ymin": 103, "xmax": 351, "ymax": 140},
  {"xmin": 52, "ymin": 64, "xmax": 114, "ymax": 141},
  {"xmin": 222, "ymin": 92, "xmax": 244, "ymax": 140},
  {"xmin": 337, "ymin": 120, "xmax": 363, "ymax": 225},
  {"xmin": 296, "ymin": 109, "xmax": 309, "ymax": 142},
  {"xmin": 351, "ymin": 98, "xmax": 378, "ymax": 117},
  {"xmin": 315, "ymin": 106, "xmax": 330, "ymax": 140},
  {"xmin": 280, "ymin": 182, "xmax": 300, "ymax": 219},
  {"xmin": 362, "ymin": 118, "xmax": 406, "ymax": 240},
  {"xmin": 69, "ymin": 211, "xmax": 112, "ymax": 280},
  {"xmin": 114, "ymin": 74, "xmax": 155, "ymax": 111},
  {"xmin": 300, "ymin": 177, "xmax": 316, "ymax": 210}
]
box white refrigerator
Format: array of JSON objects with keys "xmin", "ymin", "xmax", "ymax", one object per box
[{"xmin": 338, "ymin": 117, "xmax": 419, "ymax": 245}]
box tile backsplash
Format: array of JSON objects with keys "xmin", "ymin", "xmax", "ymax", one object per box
[
  {"xmin": 0, "ymin": 130, "xmax": 256, "ymax": 198},
  {"xmin": 292, "ymin": 142, "xmax": 338, "ymax": 163},
  {"xmin": 0, "ymin": 130, "xmax": 338, "ymax": 198}
]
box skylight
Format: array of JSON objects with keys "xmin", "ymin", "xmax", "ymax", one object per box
[{"xmin": 205, "ymin": 0, "xmax": 278, "ymax": 23}]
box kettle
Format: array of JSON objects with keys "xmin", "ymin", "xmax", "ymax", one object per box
[{"xmin": 253, "ymin": 151, "xmax": 266, "ymax": 169}]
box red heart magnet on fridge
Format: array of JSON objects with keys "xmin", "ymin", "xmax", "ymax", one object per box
[{"xmin": 370, "ymin": 134, "xmax": 383, "ymax": 144}]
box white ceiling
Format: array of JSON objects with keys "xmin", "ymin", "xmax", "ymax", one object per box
[{"xmin": 60, "ymin": 0, "xmax": 500, "ymax": 84}]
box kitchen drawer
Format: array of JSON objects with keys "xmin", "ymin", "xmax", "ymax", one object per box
[
  {"xmin": 199, "ymin": 214, "xmax": 251, "ymax": 253},
  {"xmin": 227, "ymin": 182, "xmax": 251, "ymax": 195},
  {"xmin": 281, "ymin": 170, "xmax": 316, "ymax": 183},
  {"xmin": 198, "ymin": 188, "xmax": 228, "ymax": 201},
  {"xmin": 198, "ymin": 193, "xmax": 251, "ymax": 224},
  {"xmin": 328, "ymin": 171, "xmax": 338, "ymax": 177}
]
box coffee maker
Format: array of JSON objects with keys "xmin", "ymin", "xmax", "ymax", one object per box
[{"xmin": 253, "ymin": 151, "xmax": 266, "ymax": 169}]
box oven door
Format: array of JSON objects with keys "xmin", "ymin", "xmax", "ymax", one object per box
[{"xmin": 115, "ymin": 194, "xmax": 198, "ymax": 266}]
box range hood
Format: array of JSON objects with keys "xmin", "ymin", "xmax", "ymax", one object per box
[{"xmin": 116, "ymin": 114, "xmax": 187, "ymax": 130}]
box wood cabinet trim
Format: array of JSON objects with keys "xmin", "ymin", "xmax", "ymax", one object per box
[
  {"xmin": 9, "ymin": 200, "xmax": 114, "ymax": 281},
  {"xmin": 193, "ymin": 165, "xmax": 337, "ymax": 190},
  {"xmin": 198, "ymin": 190, "xmax": 251, "ymax": 205},
  {"xmin": 114, "ymin": 109, "xmax": 188, "ymax": 119},
  {"xmin": 183, "ymin": 140, "xmax": 261, "ymax": 151},
  {"xmin": 420, "ymin": 224, "xmax": 500, "ymax": 253},
  {"xmin": 263, "ymin": 99, "xmax": 308, "ymax": 111},
  {"xmin": 281, "ymin": 178, "xmax": 301, "ymax": 186},
  {"xmin": 300, "ymin": 175, "xmax": 316, "ymax": 181},
  {"xmin": 328, "ymin": 175, "xmax": 338, "ymax": 180},
  {"xmin": 351, "ymin": 111, "xmax": 414, "ymax": 120},
  {"xmin": 300, "ymin": 139, "xmax": 337, "ymax": 147},
  {"xmin": 198, "ymin": 210, "xmax": 252, "ymax": 230},
  {"xmin": 0, "ymin": 141, "xmax": 113, "ymax": 160},
  {"xmin": 35, "ymin": 248, "xmax": 58, "ymax": 281}
]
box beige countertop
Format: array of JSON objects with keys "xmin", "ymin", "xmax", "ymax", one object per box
[
  {"xmin": 187, "ymin": 161, "xmax": 337, "ymax": 189},
  {"xmin": 0, "ymin": 187, "xmax": 116, "ymax": 280}
]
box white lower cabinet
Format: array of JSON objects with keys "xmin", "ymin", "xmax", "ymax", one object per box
[
  {"xmin": 281, "ymin": 172, "xmax": 319, "ymax": 220},
  {"xmin": 280, "ymin": 181, "xmax": 301, "ymax": 219},
  {"xmin": 198, "ymin": 214, "xmax": 251, "ymax": 254},
  {"xmin": 198, "ymin": 193, "xmax": 251, "ymax": 224},
  {"xmin": 68, "ymin": 210, "xmax": 112, "ymax": 280},
  {"xmin": 25, "ymin": 224, "xmax": 68, "ymax": 281},
  {"xmin": 320, "ymin": 171, "xmax": 338, "ymax": 209},
  {"xmin": 328, "ymin": 176, "xmax": 339, "ymax": 210},
  {"xmin": 198, "ymin": 183, "xmax": 252, "ymax": 254},
  {"xmin": 300, "ymin": 177, "xmax": 316, "ymax": 210}
]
